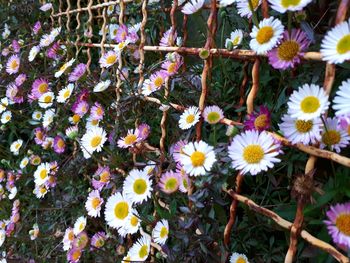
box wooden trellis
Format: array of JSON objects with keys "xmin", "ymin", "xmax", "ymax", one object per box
[{"xmin": 48, "ymin": 0, "xmax": 350, "ymax": 262}]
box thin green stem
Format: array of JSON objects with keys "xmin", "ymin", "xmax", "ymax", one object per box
[{"xmin": 248, "ymin": 0, "xmax": 259, "ymax": 27}]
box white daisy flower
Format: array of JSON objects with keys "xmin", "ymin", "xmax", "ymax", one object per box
[
  {"xmin": 123, "ymin": 169, "xmax": 153, "ymax": 204},
  {"xmin": 2, "ymin": 23, "xmax": 10, "ymax": 39},
  {"xmin": 178, "ymin": 106, "xmax": 201, "ymax": 130},
  {"xmin": 236, "ymin": 0, "xmax": 262, "ymax": 19},
  {"xmin": 141, "ymin": 79, "xmax": 155, "ymax": 96},
  {"xmin": 268, "ymin": 0, "xmax": 312, "ymax": 13},
  {"xmin": 50, "ymin": 27, "xmax": 61, "ymax": 38},
  {"xmin": 42, "ymin": 109, "xmax": 56, "ymax": 128},
  {"xmin": 152, "ymin": 219, "xmax": 169, "ymax": 245},
  {"xmin": 321, "ymin": 18, "xmax": 350, "ymax": 64},
  {"xmin": 118, "ymin": 212, "xmax": 141, "ymax": 237},
  {"xmin": 179, "ymin": 140, "xmax": 216, "ymax": 176},
  {"xmin": 57, "ymin": 83, "xmax": 74, "ymax": 103},
  {"xmin": 99, "ymin": 50, "xmax": 119, "ymax": 68},
  {"xmin": 10, "ymin": 139, "xmax": 23, "ymax": 155},
  {"xmin": 218, "ymin": 0, "xmax": 237, "ymax": 7},
  {"xmin": 40, "ymin": 3, "xmax": 53, "ymax": 11},
  {"xmin": 109, "ymin": 24, "xmax": 119, "ymax": 40},
  {"xmin": 1, "ymin": 111, "xmax": 12, "ymax": 124},
  {"xmin": 181, "ymin": 0, "xmax": 205, "ymax": 15},
  {"xmin": 32, "ymin": 110, "xmax": 43, "ymax": 121},
  {"xmin": 33, "ymin": 184, "xmax": 49, "ymax": 199},
  {"xmin": 0, "ymin": 229, "xmax": 5, "ymax": 247},
  {"xmin": 107, "ymin": 4, "xmax": 115, "ymax": 15},
  {"xmin": 320, "ymin": 117, "xmax": 350, "ymax": 153},
  {"xmin": 228, "ymin": 130, "xmax": 281, "ymax": 176},
  {"xmin": 287, "ymin": 84, "xmax": 330, "ymax": 121},
  {"xmin": 28, "ymin": 45, "xmax": 40, "ymax": 62},
  {"xmin": 39, "ymin": 34, "xmax": 54, "ymax": 47},
  {"xmin": 279, "ymin": 114, "xmax": 322, "ymax": 145},
  {"xmin": 93, "ymin": 79, "xmax": 111, "ymax": 92},
  {"xmin": 333, "ymin": 79, "xmax": 350, "ymax": 116},
  {"xmin": 225, "ymin": 29, "xmax": 243, "ymax": 49},
  {"xmin": 8, "ymin": 186, "xmax": 17, "ymax": 200},
  {"xmin": 38, "ymin": 92, "xmax": 55, "ymax": 109},
  {"xmin": 249, "ymin": 17, "xmax": 284, "ymax": 54},
  {"xmin": 63, "ymin": 227, "xmax": 74, "ymax": 251},
  {"xmin": 65, "ymin": 126, "xmax": 79, "ymax": 139},
  {"xmin": 203, "ymin": 105, "xmax": 224, "ymax": 124},
  {"xmin": 85, "ymin": 117, "xmax": 100, "ymax": 130},
  {"xmin": 104, "ymin": 192, "xmax": 133, "ymax": 229},
  {"xmin": 33, "ymin": 162, "xmax": 51, "ymax": 185},
  {"xmin": 20, "ymin": 156, "xmax": 29, "ymax": 169},
  {"xmin": 73, "ymin": 216, "xmax": 87, "ymax": 235},
  {"xmin": 85, "ymin": 190, "xmax": 104, "ymax": 218},
  {"xmin": 80, "ymin": 126, "xmax": 107, "ymax": 159},
  {"xmin": 230, "ymin": 252, "xmax": 249, "ymax": 263},
  {"xmin": 54, "ymin": 59, "xmax": 75, "ymax": 78},
  {"xmin": 128, "ymin": 235, "xmax": 151, "ymax": 262},
  {"xmin": 0, "ymin": 98, "xmax": 8, "ymax": 114}
]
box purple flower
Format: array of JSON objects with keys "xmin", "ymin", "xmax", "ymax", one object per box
[
  {"xmin": 67, "ymin": 248, "xmax": 82, "ymax": 263},
  {"xmin": 244, "ymin": 105, "xmax": 271, "ymax": 131},
  {"xmin": 46, "ymin": 42, "xmax": 60, "ymax": 59},
  {"xmin": 91, "ymin": 166, "xmax": 111, "ymax": 191},
  {"xmin": 137, "ymin": 123, "xmax": 151, "ymax": 140},
  {"xmin": 268, "ymin": 29, "xmax": 310, "ymax": 70},
  {"xmin": 53, "ymin": 135, "xmax": 65, "ymax": 154},
  {"xmin": 68, "ymin": 63, "xmax": 87, "ymax": 82},
  {"xmin": 160, "ymin": 28, "xmax": 178, "ymax": 47},
  {"xmin": 170, "ymin": 140, "xmax": 188, "ymax": 163},
  {"xmin": 31, "ymin": 78, "xmax": 50, "ymax": 100},
  {"xmin": 72, "ymin": 100, "xmax": 89, "ymax": 117},
  {"xmin": 2, "ymin": 48, "xmax": 10, "ymax": 57},
  {"xmin": 90, "ymin": 231, "xmax": 107, "ymax": 250},
  {"xmin": 90, "ymin": 102, "xmax": 104, "ymax": 121},
  {"xmin": 34, "ymin": 128, "xmax": 46, "ymax": 145},
  {"xmin": 324, "ymin": 202, "xmax": 350, "ymax": 249},
  {"xmin": 33, "ymin": 21, "xmax": 41, "ymax": 35},
  {"xmin": 115, "ymin": 24, "xmax": 128, "ymax": 43},
  {"xmin": 6, "ymin": 54, "xmax": 20, "ymax": 75},
  {"xmin": 15, "ymin": 73, "xmax": 27, "ymax": 86},
  {"xmin": 12, "ymin": 40, "xmax": 20, "ymax": 53}
]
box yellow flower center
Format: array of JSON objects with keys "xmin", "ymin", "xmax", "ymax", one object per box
[
  {"xmin": 68, "ymin": 231, "xmax": 74, "ymax": 241},
  {"xmin": 254, "ymin": 114, "xmax": 268, "ymax": 129},
  {"xmin": 95, "ymin": 238, "xmax": 104, "ymax": 247},
  {"xmin": 36, "ymin": 113, "xmax": 41, "ymax": 119},
  {"xmin": 72, "ymin": 250, "xmax": 81, "ymax": 261},
  {"xmin": 207, "ymin": 112, "xmax": 221, "ymax": 124},
  {"xmin": 5, "ymin": 115, "xmax": 10, "ymax": 121},
  {"xmin": 243, "ymin": 145, "xmax": 264, "ymax": 164},
  {"xmin": 106, "ymin": 54, "xmax": 117, "ymax": 64},
  {"xmin": 38, "ymin": 83, "xmax": 48, "ymax": 93},
  {"xmin": 237, "ymin": 257, "xmax": 247, "ymax": 263},
  {"xmin": 256, "ymin": 26, "xmax": 274, "ymax": 44},
  {"xmin": 114, "ymin": 201, "xmax": 129, "ymax": 219},
  {"xmin": 90, "ymin": 136, "xmax": 102, "ymax": 148},
  {"xmin": 160, "ymin": 226, "xmax": 168, "ymax": 238},
  {"xmin": 138, "ymin": 244, "xmax": 148, "ymax": 259},
  {"xmin": 295, "ymin": 120, "xmax": 313, "ymax": 133},
  {"xmin": 336, "ymin": 34, "xmax": 350, "ymax": 55},
  {"xmin": 336, "ymin": 214, "xmax": 350, "ymax": 236},
  {"xmin": 91, "ymin": 119, "xmax": 99, "ymax": 126},
  {"xmin": 232, "ymin": 36, "xmax": 241, "ymax": 46},
  {"xmin": 91, "ymin": 197, "xmax": 101, "ymax": 209},
  {"xmin": 249, "ymin": 0, "xmax": 260, "ymax": 10},
  {"xmin": 154, "ymin": 76, "xmax": 164, "ymax": 88},
  {"xmin": 59, "ymin": 63, "xmax": 68, "ymax": 72},
  {"xmin": 182, "ymin": 178, "xmax": 188, "ymax": 188},
  {"xmin": 124, "ymin": 134, "xmax": 137, "ymax": 145},
  {"xmin": 165, "ymin": 178, "xmax": 178, "ymax": 191},
  {"xmin": 300, "ymin": 96, "xmax": 320, "ymax": 113},
  {"xmin": 281, "ymin": 0, "xmax": 301, "ymax": 7},
  {"xmin": 190, "ymin": 151, "xmax": 206, "ymax": 167},
  {"xmin": 130, "ymin": 215, "xmax": 139, "ymax": 226},
  {"xmin": 118, "ymin": 42, "xmax": 126, "ymax": 49},
  {"xmin": 168, "ymin": 63, "xmax": 176, "ymax": 74},
  {"xmin": 100, "ymin": 171, "xmax": 110, "ymax": 183},
  {"xmin": 79, "ymin": 223, "xmax": 85, "ymax": 231},
  {"xmin": 121, "ymin": 31, "xmax": 127, "ymax": 39},
  {"xmin": 96, "ymin": 107, "xmax": 103, "ymax": 116},
  {"xmin": 57, "ymin": 139, "xmax": 65, "ymax": 148},
  {"xmin": 322, "ymin": 130, "xmax": 341, "ymax": 146},
  {"xmin": 40, "ymin": 169, "xmax": 47, "ymax": 179},
  {"xmin": 10, "ymin": 59, "xmax": 18, "ymax": 70},
  {"xmin": 277, "ymin": 40, "xmax": 300, "ymax": 61},
  {"xmin": 186, "ymin": 114, "xmax": 195, "ymax": 124},
  {"xmin": 133, "ymin": 178, "xmax": 147, "ymax": 195},
  {"xmin": 43, "ymin": 95, "xmax": 52, "ymax": 103},
  {"xmin": 72, "ymin": 114, "xmax": 80, "ymax": 123},
  {"xmin": 63, "ymin": 90, "xmax": 70, "ymax": 99},
  {"xmin": 39, "ymin": 187, "xmax": 47, "ymax": 194}
]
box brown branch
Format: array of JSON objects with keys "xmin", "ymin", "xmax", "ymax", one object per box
[{"xmin": 225, "ymin": 189, "xmax": 350, "ymax": 263}]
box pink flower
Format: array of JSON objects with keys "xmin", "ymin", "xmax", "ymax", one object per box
[
  {"xmin": 324, "ymin": 202, "xmax": 350, "ymax": 249},
  {"xmin": 90, "ymin": 102, "xmax": 104, "ymax": 121},
  {"xmin": 161, "ymin": 54, "xmax": 183, "ymax": 76},
  {"xmin": 115, "ymin": 24, "xmax": 128, "ymax": 43},
  {"xmin": 268, "ymin": 29, "xmax": 310, "ymax": 70},
  {"xmin": 170, "ymin": 140, "xmax": 188, "ymax": 163},
  {"xmin": 68, "ymin": 63, "xmax": 87, "ymax": 82},
  {"xmin": 91, "ymin": 166, "xmax": 111, "ymax": 191},
  {"xmin": 137, "ymin": 123, "xmax": 151, "ymax": 140},
  {"xmin": 12, "ymin": 40, "xmax": 20, "ymax": 53},
  {"xmin": 160, "ymin": 28, "xmax": 178, "ymax": 47},
  {"xmin": 117, "ymin": 129, "xmax": 141, "ymax": 148},
  {"xmin": 72, "ymin": 100, "xmax": 89, "ymax": 117},
  {"xmin": 159, "ymin": 171, "xmax": 181, "ymax": 194},
  {"xmin": 31, "ymin": 78, "xmax": 50, "ymax": 100},
  {"xmin": 33, "ymin": 21, "xmax": 41, "ymax": 35},
  {"xmin": 90, "ymin": 231, "xmax": 107, "ymax": 250},
  {"xmin": 149, "ymin": 70, "xmax": 169, "ymax": 91},
  {"xmin": 244, "ymin": 105, "xmax": 271, "ymax": 131},
  {"xmin": 34, "ymin": 127, "xmax": 46, "ymax": 145},
  {"xmin": 15, "ymin": 73, "xmax": 27, "ymax": 86},
  {"xmin": 6, "ymin": 54, "xmax": 20, "ymax": 75},
  {"xmin": 67, "ymin": 248, "xmax": 82, "ymax": 263},
  {"xmin": 53, "ymin": 135, "xmax": 66, "ymax": 154}
]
